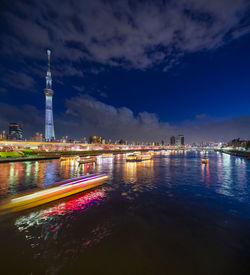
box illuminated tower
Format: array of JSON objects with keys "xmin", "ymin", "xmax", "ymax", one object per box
[{"xmin": 44, "ymin": 49, "xmax": 55, "ymax": 141}]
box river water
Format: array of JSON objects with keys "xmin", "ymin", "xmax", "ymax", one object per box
[{"xmin": 0, "ymin": 150, "xmax": 250, "ymax": 274}]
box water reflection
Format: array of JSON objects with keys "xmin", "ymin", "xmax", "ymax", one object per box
[
  {"xmin": 235, "ymin": 158, "xmax": 247, "ymax": 185},
  {"xmin": 124, "ymin": 159, "xmax": 154, "ymax": 184},
  {"xmin": 0, "ymin": 159, "xmax": 96, "ymax": 198},
  {"xmin": 216, "ymin": 152, "xmax": 223, "ymax": 183},
  {"xmin": 0, "ymin": 152, "xmax": 249, "ymax": 203},
  {"xmin": 122, "ymin": 159, "xmax": 155, "ymax": 199},
  {"xmin": 0, "ymin": 151, "xmax": 250, "ymax": 274},
  {"xmin": 15, "ymin": 188, "xmax": 106, "ymax": 233},
  {"xmin": 0, "ymin": 162, "xmax": 44, "ymax": 197},
  {"xmin": 59, "ymin": 160, "xmax": 80, "ymax": 179},
  {"xmin": 218, "ymin": 154, "xmax": 233, "ymax": 197},
  {"xmin": 201, "ymin": 163, "xmax": 210, "ymax": 187},
  {"xmin": 14, "ymin": 187, "xmax": 110, "ymax": 274},
  {"xmin": 96, "ymin": 155, "xmax": 114, "ymax": 174},
  {"xmin": 124, "ymin": 161, "xmax": 137, "ymax": 183}
]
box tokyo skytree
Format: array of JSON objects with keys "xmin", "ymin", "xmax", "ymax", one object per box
[{"xmin": 44, "ymin": 49, "xmax": 55, "ymax": 141}]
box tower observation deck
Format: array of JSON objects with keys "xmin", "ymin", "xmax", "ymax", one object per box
[{"xmin": 44, "ymin": 49, "xmax": 55, "ymax": 141}]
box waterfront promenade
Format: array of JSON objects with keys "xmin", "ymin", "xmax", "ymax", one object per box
[
  {"xmin": 2, "ymin": 141, "xmax": 249, "ymax": 164},
  {"xmin": 0, "ymin": 140, "xmax": 217, "ymax": 162}
]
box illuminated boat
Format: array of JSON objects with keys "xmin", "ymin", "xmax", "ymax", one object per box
[
  {"xmin": 126, "ymin": 153, "xmax": 152, "ymax": 162},
  {"xmin": 126, "ymin": 154, "xmax": 137, "ymax": 161},
  {"xmin": 0, "ymin": 173, "xmax": 108, "ymax": 214},
  {"xmin": 201, "ymin": 158, "xmax": 209, "ymax": 164},
  {"xmin": 78, "ymin": 156, "xmax": 96, "ymax": 165},
  {"xmin": 161, "ymin": 150, "xmax": 170, "ymax": 155},
  {"xmin": 99, "ymin": 154, "xmax": 114, "ymax": 158},
  {"xmin": 140, "ymin": 154, "xmax": 152, "ymax": 161},
  {"xmin": 60, "ymin": 155, "xmax": 80, "ymax": 161}
]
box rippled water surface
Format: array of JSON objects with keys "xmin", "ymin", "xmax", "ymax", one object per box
[{"xmin": 0, "ymin": 150, "xmax": 250, "ymax": 274}]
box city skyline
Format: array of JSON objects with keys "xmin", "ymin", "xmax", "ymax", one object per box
[{"xmin": 0, "ymin": 0, "xmax": 250, "ymax": 143}]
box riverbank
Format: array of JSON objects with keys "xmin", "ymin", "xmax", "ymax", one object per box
[
  {"xmin": 0, "ymin": 149, "xmax": 151, "ymax": 163},
  {"xmin": 0, "ymin": 155, "xmax": 60, "ymax": 163},
  {"xmin": 216, "ymin": 149, "xmax": 250, "ymax": 160}
]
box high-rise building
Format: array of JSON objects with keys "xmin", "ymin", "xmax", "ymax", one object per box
[
  {"xmin": 44, "ymin": 49, "xmax": 55, "ymax": 141},
  {"xmin": 89, "ymin": 136, "xmax": 102, "ymax": 144},
  {"xmin": 117, "ymin": 139, "xmax": 126, "ymax": 145},
  {"xmin": 29, "ymin": 132, "xmax": 43, "ymax": 142},
  {"xmin": 176, "ymin": 135, "xmax": 184, "ymax": 146},
  {"xmin": 0, "ymin": 130, "xmax": 7, "ymax": 140},
  {"xmin": 8, "ymin": 123, "xmax": 23, "ymax": 140},
  {"xmin": 170, "ymin": 136, "xmax": 176, "ymax": 145}
]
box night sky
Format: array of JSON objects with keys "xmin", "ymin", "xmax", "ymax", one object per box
[{"xmin": 0, "ymin": 0, "xmax": 250, "ymax": 143}]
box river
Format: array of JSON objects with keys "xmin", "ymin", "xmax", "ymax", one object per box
[{"xmin": 0, "ymin": 150, "xmax": 250, "ymax": 274}]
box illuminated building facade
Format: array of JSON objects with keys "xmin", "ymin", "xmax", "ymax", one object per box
[
  {"xmin": 8, "ymin": 123, "xmax": 23, "ymax": 140},
  {"xmin": 0, "ymin": 130, "xmax": 7, "ymax": 140},
  {"xmin": 29, "ymin": 132, "xmax": 43, "ymax": 142},
  {"xmin": 44, "ymin": 49, "xmax": 55, "ymax": 141},
  {"xmin": 176, "ymin": 135, "xmax": 184, "ymax": 146},
  {"xmin": 89, "ymin": 136, "xmax": 102, "ymax": 144}
]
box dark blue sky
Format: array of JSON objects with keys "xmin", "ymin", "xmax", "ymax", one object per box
[{"xmin": 0, "ymin": 0, "xmax": 250, "ymax": 143}]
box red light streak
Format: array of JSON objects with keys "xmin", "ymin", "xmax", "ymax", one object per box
[{"xmin": 41, "ymin": 189, "xmax": 105, "ymax": 217}]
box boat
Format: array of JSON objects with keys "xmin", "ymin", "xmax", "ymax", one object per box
[
  {"xmin": 126, "ymin": 153, "xmax": 152, "ymax": 162},
  {"xmin": 161, "ymin": 150, "xmax": 170, "ymax": 155},
  {"xmin": 126, "ymin": 154, "xmax": 137, "ymax": 161},
  {"xmin": 201, "ymin": 158, "xmax": 209, "ymax": 164},
  {"xmin": 140, "ymin": 154, "xmax": 152, "ymax": 161},
  {"xmin": 78, "ymin": 156, "xmax": 96, "ymax": 165},
  {"xmin": 99, "ymin": 154, "xmax": 114, "ymax": 159},
  {"xmin": 60, "ymin": 155, "xmax": 80, "ymax": 161},
  {"xmin": 0, "ymin": 173, "xmax": 108, "ymax": 214}
]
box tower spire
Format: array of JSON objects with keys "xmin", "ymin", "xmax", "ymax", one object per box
[
  {"xmin": 47, "ymin": 49, "xmax": 51, "ymax": 72},
  {"xmin": 45, "ymin": 49, "xmax": 52, "ymax": 90}
]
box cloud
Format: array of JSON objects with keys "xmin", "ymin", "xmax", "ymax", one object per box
[
  {"xmin": 58, "ymin": 94, "xmax": 173, "ymax": 141},
  {"xmin": 0, "ymin": 103, "xmax": 44, "ymax": 136},
  {"xmin": 1, "ymin": 95, "xmax": 250, "ymax": 143},
  {"xmin": 196, "ymin": 113, "xmax": 207, "ymax": 119},
  {"xmin": 58, "ymin": 95, "xmax": 250, "ymax": 143},
  {"xmin": 0, "ymin": 0, "xmax": 249, "ymax": 72},
  {"xmin": 99, "ymin": 92, "xmax": 108, "ymax": 98},
  {"xmin": 0, "ymin": 87, "xmax": 7, "ymax": 92},
  {"xmin": 73, "ymin": 85, "xmax": 85, "ymax": 92},
  {"xmin": 0, "ymin": 0, "xmax": 249, "ymax": 93},
  {"xmin": 3, "ymin": 71, "xmax": 36, "ymax": 91},
  {"xmin": 178, "ymin": 115, "xmax": 250, "ymax": 142}
]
